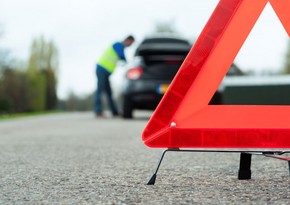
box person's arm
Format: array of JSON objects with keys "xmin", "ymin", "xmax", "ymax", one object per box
[{"xmin": 113, "ymin": 42, "xmax": 126, "ymax": 62}]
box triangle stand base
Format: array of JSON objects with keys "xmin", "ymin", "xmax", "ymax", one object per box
[{"xmin": 146, "ymin": 149, "xmax": 290, "ymax": 185}]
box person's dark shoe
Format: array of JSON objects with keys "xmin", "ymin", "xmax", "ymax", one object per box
[
  {"xmin": 112, "ymin": 113, "xmax": 120, "ymax": 118},
  {"xmin": 112, "ymin": 111, "xmax": 119, "ymax": 116}
]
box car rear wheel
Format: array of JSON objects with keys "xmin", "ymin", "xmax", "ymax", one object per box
[{"xmin": 122, "ymin": 97, "xmax": 133, "ymax": 119}]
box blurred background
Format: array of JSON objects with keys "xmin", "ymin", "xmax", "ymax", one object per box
[{"xmin": 0, "ymin": 0, "xmax": 290, "ymax": 115}]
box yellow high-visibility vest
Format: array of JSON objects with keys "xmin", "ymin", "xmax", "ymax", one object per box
[{"xmin": 97, "ymin": 45, "xmax": 120, "ymax": 73}]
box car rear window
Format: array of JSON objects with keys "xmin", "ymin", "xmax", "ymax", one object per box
[
  {"xmin": 140, "ymin": 37, "xmax": 190, "ymax": 44},
  {"xmin": 135, "ymin": 37, "xmax": 191, "ymax": 56},
  {"xmin": 136, "ymin": 43, "xmax": 190, "ymax": 55},
  {"xmin": 135, "ymin": 37, "xmax": 191, "ymax": 80}
]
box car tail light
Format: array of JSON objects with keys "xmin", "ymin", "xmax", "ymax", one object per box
[{"xmin": 127, "ymin": 67, "xmax": 143, "ymax": 80}]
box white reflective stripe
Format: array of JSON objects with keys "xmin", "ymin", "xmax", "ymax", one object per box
[{"xmin": 102, "ymin": 53, "xmax": 118, "ymax": 63}]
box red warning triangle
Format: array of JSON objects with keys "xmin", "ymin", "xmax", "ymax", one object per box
[{"xmin": 142, "ymin": 0, "xmax": 290, "ymax": 148}]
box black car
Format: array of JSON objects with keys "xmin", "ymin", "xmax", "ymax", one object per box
[{"xmin": 112, "ymin": 35, "xmax": 243, "ymax": 119}]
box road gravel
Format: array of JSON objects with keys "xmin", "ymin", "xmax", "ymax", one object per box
[{"xmin": 0, "ymin": 112, "xmax": 289, "ymax": 204}]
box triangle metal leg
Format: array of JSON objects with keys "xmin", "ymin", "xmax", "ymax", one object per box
[
  {"xmin": 147, "ymin": 149, "xmax": 171, "ymax": 185},
  {"xmin": 238, "ymin": 153, "xmax": 252, "ymax": 180},
  {"xmin": 146, "ymin": 149, "xmax": 290, "ymax": 185}
]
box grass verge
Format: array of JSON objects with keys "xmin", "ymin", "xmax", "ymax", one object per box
[{"xmin": 0, "ymin": 111, "xmax": 63, "ymax": 120}]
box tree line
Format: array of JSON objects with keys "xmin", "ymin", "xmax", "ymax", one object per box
[
  {"xmin": 0, "ymin": 33, "xmax": 94, "ymax": 114},
  {"xmin": 0, "ymin": 36, "xmax": 58, "ymax": 114}
]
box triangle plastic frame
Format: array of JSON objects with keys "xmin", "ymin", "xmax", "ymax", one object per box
[{"xmin": 142, "ymin": 0, "xmax": 290, "ymax": 149}]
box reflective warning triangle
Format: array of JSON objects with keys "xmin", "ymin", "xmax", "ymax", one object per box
[{"xmin": 142, "ymin": 0, "xmax": 290, "ymax": 148}]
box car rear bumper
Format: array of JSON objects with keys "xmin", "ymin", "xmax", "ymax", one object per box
[{"xmin": 124, "ymin": 80, "xmax": 170, "ymax": 110}]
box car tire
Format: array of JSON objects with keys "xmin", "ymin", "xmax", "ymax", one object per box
[{"xmin": 122, "ymin": 97, "xmax": 133, "ymax": 119}]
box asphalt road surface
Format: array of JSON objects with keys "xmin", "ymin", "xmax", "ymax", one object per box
[{"xmin": 0, "ymin": 111, "xmax": 289, "ymax": 204}]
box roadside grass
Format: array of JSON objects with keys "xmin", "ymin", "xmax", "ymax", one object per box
[{"xmin": 0, "ymin": 111, "xmax": 63, "ymax": 121}]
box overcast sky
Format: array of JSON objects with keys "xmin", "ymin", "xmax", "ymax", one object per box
[{"xmin": 0, "ymin": 0, "xmax": 289, "ymax": 99}]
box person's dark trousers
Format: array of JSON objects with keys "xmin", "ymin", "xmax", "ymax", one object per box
[{"xmin": 95, "ymin": 65, "xmax": 119, "ymax": 116}]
